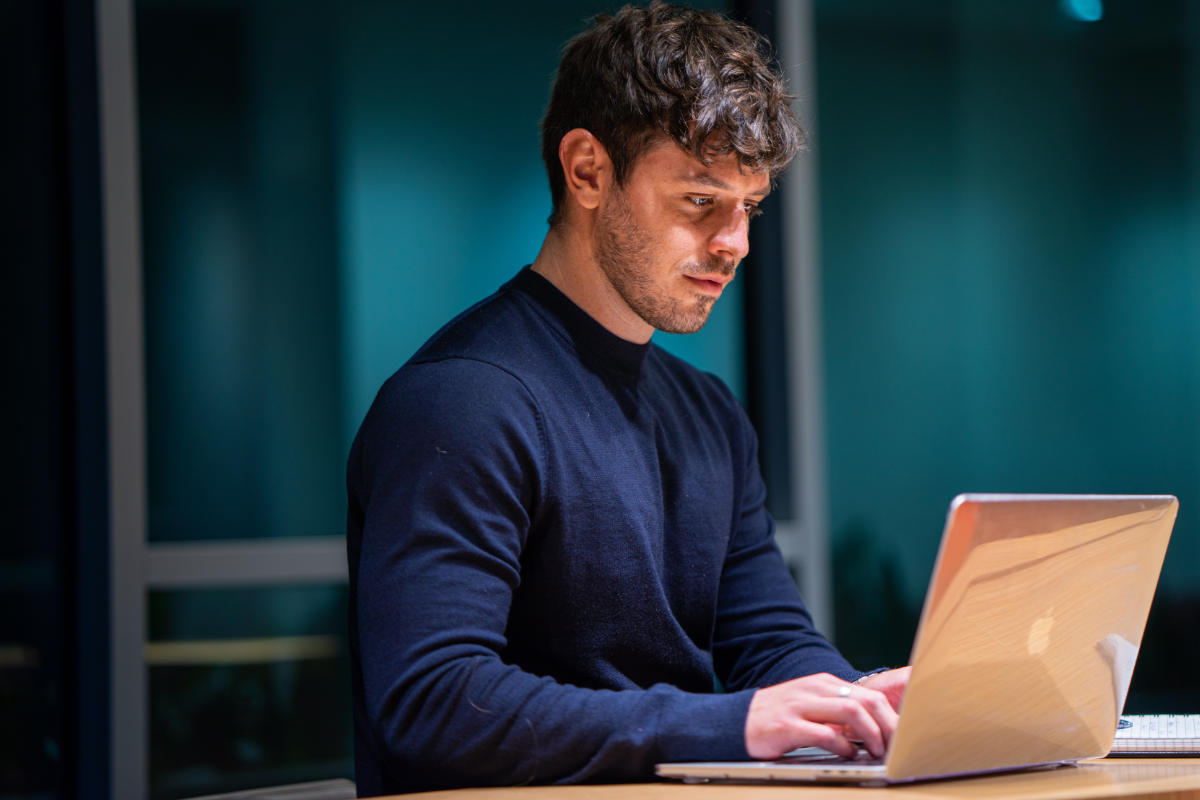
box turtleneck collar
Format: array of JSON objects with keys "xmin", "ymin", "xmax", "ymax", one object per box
[{"xmin": 505, "ymin": 266, "xmax": 650, "ymax": 380}]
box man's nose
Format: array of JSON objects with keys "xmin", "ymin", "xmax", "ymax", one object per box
[{"xmin": 708, "ymin": 206, "xmax": 750, "ymax": 262}]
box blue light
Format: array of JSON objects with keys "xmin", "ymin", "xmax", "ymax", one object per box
[{"xmin": 1061, "ymin": 0, "xmax": 1103, "ymax": 23}]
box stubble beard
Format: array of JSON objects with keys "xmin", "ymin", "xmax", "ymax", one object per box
[{"xmin": 593, "ymin": 188, "xmax": 732, "ymax": 335}]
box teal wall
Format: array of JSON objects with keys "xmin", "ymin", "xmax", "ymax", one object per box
[
  {"xmin": 816, "ymin": 1, "xmax": 1200, "ymax": 700},
  {"xmin": 140, "ymin": 1, "xmax": 349, "ymax": 543}
]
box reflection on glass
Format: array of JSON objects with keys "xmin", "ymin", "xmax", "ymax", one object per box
[
  {"xmin": 147, "ymin": 586, "xmax": 352, "ymax": 800},
  {"xmin": 0, "ymin": 616, "xmax": 59, "ymax": 796}
]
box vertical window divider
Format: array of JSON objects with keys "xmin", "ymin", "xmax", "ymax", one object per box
[
  {"xmin": 776, "ymin": 0, "xmax": 834, "ymax": 635},
  {"xmin": 97, "ymin": 0, "xmax": 147, "ymax": 798}
]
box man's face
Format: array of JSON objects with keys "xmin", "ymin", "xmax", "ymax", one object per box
[{"xmin": 592, "ymin": 139, "xmax": 771, "ymax": 335}]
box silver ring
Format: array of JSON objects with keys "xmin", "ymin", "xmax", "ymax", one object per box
[{"xmin": 837, "ymin": 685, "xmax": 852, "ymax": 698}]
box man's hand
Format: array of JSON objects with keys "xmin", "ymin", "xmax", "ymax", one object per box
[
  {"xmin": 744, "ymin": 669, "xmax": 910, "ymax": 761},
  {"xmin": 855, "ymin": 666, "xmax": 911, "ymax": 712}
]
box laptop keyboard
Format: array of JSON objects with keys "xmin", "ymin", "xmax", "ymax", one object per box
[{"xmin": 779, "ymin": 747, "xmax": 884, "ymax": 766}]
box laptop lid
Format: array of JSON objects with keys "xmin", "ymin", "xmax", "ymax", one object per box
[{"xmin": 657, "ymin": 493, "xmax": 1178, "ymax": 785}]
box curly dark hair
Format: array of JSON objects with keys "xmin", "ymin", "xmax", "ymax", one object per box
[{"xmin": 541, "ymin": 2, "xmax": 804, "ymax": 227}]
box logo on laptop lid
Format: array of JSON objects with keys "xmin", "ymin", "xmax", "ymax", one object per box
[{"xmin": 1028, "ymin": 608, "xmax": 1055, "ymax": 655}]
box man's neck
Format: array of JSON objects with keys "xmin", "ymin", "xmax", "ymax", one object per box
[{"xmin": 531, "ymin": 225, "xmax": 655, "ymax": 344}]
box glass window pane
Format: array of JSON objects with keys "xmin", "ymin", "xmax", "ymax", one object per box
[
  {"xmin": 147, "ymin": 585, "xmax": 351, "ymax": 800},
  {"xmin": 817, "ymin": 0, "xmax": 1200, "ymax": 711},
  {"xmin": 137, "ymin": 0, "xmax": 344, "ymax": 542},
  {"xmin": 136, "ymin": 0, "xmax": 740, "ymax": 545}
]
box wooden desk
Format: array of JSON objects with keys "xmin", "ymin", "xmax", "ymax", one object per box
[{"xmin": 386, "ymin": 759, "xmax": 1200, "ymax": 800}]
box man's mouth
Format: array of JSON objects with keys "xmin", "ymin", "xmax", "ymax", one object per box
[{"xmin": 685, "ymin": 274, "xmax": 731, "ymax": 297}]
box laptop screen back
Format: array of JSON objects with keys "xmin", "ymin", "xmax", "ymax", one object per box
[{"xmin": 886, "ymin": 494, "xmax": 1178, "ymax": 782}]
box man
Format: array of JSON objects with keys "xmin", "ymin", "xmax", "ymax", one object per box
[{"xmin": 346, "ymin": 3, "xmax": 909, "ymax": 794}]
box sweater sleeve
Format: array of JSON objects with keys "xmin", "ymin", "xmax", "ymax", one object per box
[
  {"xmin": 349, "ymin": 358, "xmax": 752, "ymax": 792},
  {"xmin": 710, "ymin": 403, "xmax": 864, "ymax": 691}
]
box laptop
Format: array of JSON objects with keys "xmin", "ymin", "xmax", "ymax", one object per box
[{"xmin": 657, "ymin": 493, "xmax": 1179, "ymax": 785}]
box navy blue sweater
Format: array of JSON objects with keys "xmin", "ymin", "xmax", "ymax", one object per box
[{"xmin": 346, "ymin": 267, "xmax": 861, "ymax": 794}]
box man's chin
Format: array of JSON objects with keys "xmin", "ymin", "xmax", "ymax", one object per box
[{"xmin": 651, "ymin": 306, "xmax": 715, "ymax": 335}]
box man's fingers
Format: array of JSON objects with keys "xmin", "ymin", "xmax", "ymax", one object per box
[
  {"xmin": 855, "ymin": 667, "xmax": 912, "ymax": 711},
  {"xmin": 805, "ymin": 683, "xmax": 899, "ymax": 758},
  {"xmin": 807, "ymin": 694, "xmax": 887, "ymax": 758},
  {"xmin": 777, "ymin": 690, "xmax": 891, "ymax": 757}
]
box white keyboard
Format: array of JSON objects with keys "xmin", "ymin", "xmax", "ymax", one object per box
[{"xmin": 1111, "ymin": 714, "xmax": 1200, "ymax": 755}]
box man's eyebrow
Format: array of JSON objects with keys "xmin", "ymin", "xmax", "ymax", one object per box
[{"xmin": 684, "ymin": 172, "xmax": 771, "ymax": 197}]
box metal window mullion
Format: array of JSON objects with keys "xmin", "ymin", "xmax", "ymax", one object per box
[
  {"xmin": 97, "ymin": 0, "xmax": 147, "ymax": 797},
  {"xmin": 777, "ymin": 0, "xmax": 833, "ymax": 635},
  {"xmin": 144, "ymin": 537, "xmax": 349, "ymax": 588}
]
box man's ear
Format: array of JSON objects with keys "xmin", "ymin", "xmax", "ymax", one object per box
[{"xmin": 558, "ymin": 128, "xmax": 611, "ymax": 212}]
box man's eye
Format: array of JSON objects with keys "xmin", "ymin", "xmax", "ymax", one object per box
[
  {"xmin": 745, "ymin": 203, "xmax": 763, "ymax": 219},
  {"xmin": 687, "ymin": 196, "xmax": 714, "ymax": 208}
]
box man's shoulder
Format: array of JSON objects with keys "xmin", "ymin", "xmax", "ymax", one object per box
[
  {"xmin": 407, "ymin": 277, "xmax": 567, "ymax": 378},
  {"xmin": 411, "ymin": 286, "xmax": 525, "ymax": 362},
  {"xmin": 355, "ymin": 337, "xmax": 546, "ymax": 476}
]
